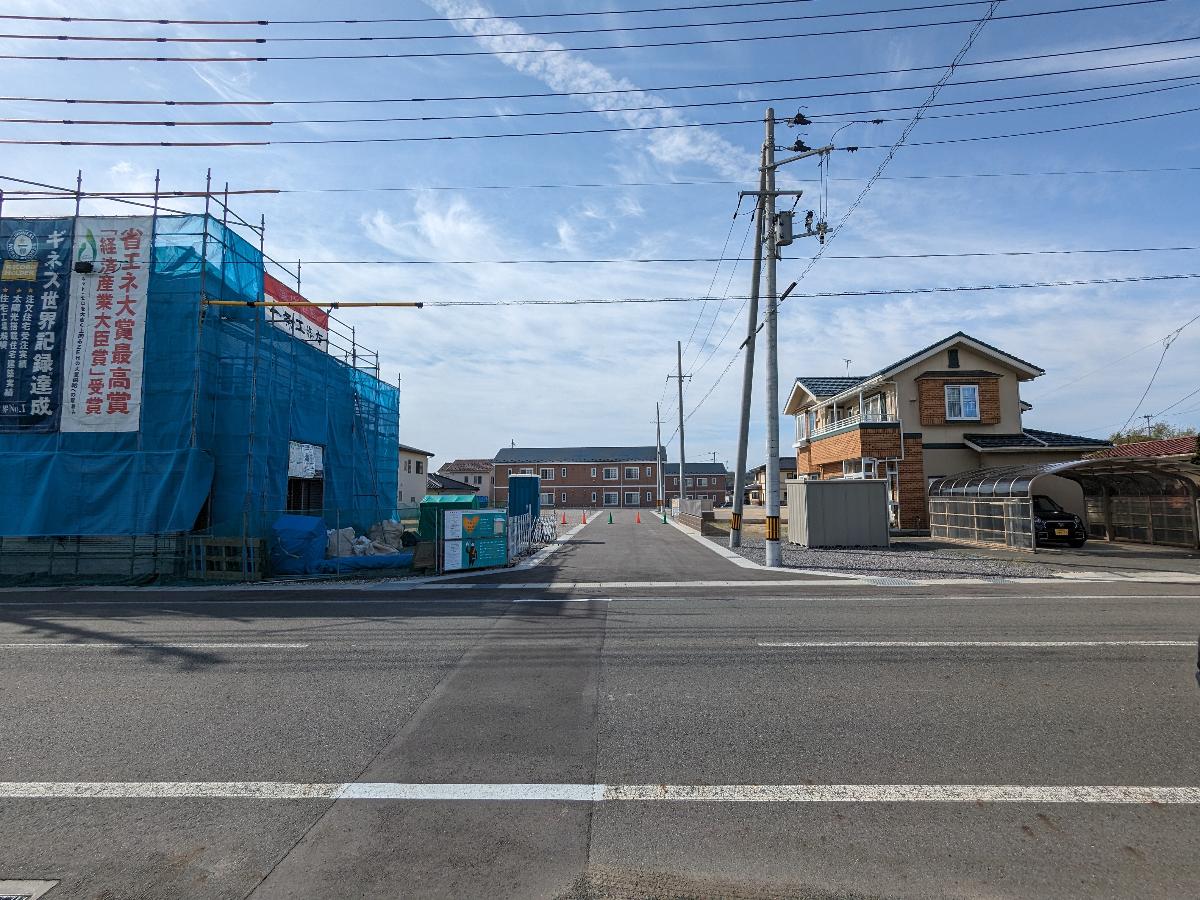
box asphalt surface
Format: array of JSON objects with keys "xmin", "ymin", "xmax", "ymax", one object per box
[{"xmin": 1, "ymin": 511, "xmax": 1197, "ymax": 899}]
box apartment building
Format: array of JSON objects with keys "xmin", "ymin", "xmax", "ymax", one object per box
[
  {"xmin": 783, "ymin": 332, "xmax": 1109, "ymax": 529},
  {"xmin": 493, "ymin": 446, "xmax": 664, "ymax": 508},
  {"xmin": 663, "ymin": 462, "xmax": 732, "ymax": 505}
]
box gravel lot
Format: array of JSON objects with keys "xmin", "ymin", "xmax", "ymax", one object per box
[{"xmin": 713, "ymin": 535, "xmax": 1054, "ymax": 580}]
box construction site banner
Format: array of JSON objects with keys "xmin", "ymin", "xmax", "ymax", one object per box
[
  {"xmin": 265, "ymin": 273, "xmax": 329, "ymax": 352},
  {"xmin": 60, "ymin": 217, "xmax": 152, "ymax": 433},
  {"xmin": 0, "ymin": 217, "xmax": 74, "ymax": 432}
]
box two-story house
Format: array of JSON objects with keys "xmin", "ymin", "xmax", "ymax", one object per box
[
  {"xmin": 437, "ymin": 458, "xmax": 494, "ymax": 502},
  {"xmin": 493, "ymin": 446, "xmax": 666, "ymax": 508},
  {"xmin": 783, "ymin": 332, "xmax": 1109, "ymax": 529},
  {"xmin": 663, "ymin": 462, "xmax": 731, "ymax": 505},
  {"xmin": 398, "ymin": 443, "xmax": 434, "ymax": 507},
  {"xmin": 746, "ymin": 458, "xmax": 798, "ymax": 505}
]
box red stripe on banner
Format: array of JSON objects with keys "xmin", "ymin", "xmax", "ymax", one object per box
[{"xmin": 263, "ymin": 273, "xmax": 329, "ymax": 330}]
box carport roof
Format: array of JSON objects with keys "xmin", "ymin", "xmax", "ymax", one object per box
[{"xmin": 929, "ymin": 456, "xmax": 1200, "ymax": 499}]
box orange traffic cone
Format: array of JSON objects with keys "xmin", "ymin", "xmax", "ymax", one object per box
[
  {"xmin": 636, "ymin": 511, "xmax": 642, "ymax": 524},
  {"xmin": 582, "ymin": 512, "xmax": 587, "ymax": 524},
  {"xmin": 561, "ymin": 512, "xmax": 567, "ymax": 525}
]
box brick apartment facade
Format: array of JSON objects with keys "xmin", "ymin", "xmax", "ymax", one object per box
[
  {"xmin": 493, "ymin": 446, "xmax": 665, "ymax": 508},
  {"xmin": 663, "ymin": 462, "xmax": 731, "ymax": 505},
  {"xmin": 784, "ymin": 333, "xmax": 1110, "ymax": 530}
]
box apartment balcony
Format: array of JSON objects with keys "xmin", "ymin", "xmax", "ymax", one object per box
[{"xmin": 794, "ymin": 411, "xmax": 899, "ymax": 448}]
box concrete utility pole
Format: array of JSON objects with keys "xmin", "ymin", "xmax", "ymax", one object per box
[
  {"xmin": 671, "ymin": 340, "xmax": 690, "ymax": 504},
  {"xmin": 728, "ymin": 146, "xmax": 768, "ymax": 549},
  {"xmin": 655, "ymin": 402, "xmax": 665, "ymax": 511},
  {"xmin": 762, "ymin": 108, "xmax": 783, "ymax": 567}
]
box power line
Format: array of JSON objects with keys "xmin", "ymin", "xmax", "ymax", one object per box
[
  {"xmin": 0, "ymin": 2, "xmax": 1009, "ymax": 43},
  {"xmin": 4, "ymin": 35, "xmax": 1194, "ymax": 106},
  {"xmin": 0, "ymin": 1, "xmax": 1166, "ymax": 62},
  {"xmin": 281, "ymin": 246, "xmax": 1200, "ymax": 265},
  {"xmin": 9, "ymin": 70, "xmax": 1200, "ymax": 128},
  {"xmin": 8, "ymin": 102, "xmax": 1199, "ymax": 147},
  {"xmin": 1117, "ymin": 312, "xmax": 1200, "ymax": 433},
  {"xmin": 1152, "ymin": 384, "xmax": 1200, "ymax": 417}
]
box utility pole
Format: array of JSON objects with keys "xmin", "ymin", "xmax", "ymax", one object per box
[
  {"xmin": 1142, "ymin": 414, "xmax": 1154, "ymax": 439},
  {"xmin": 668, "ymin": 340, "xmax": 691, "ymax": 506},
  {"xmin": 729, "ymin": 146, "xmax": 768, "ymax": 549},
  {"xmin": 763, "ymin": 108, "xmax": 783, "ymax": 567},
  {"xmin": 655, "ymin": 402, "xmax": 665, "ymax": 511}
]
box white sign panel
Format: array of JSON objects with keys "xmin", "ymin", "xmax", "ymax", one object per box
[
  {"xmin": 288, "ymin": 441, "xmax": 325, "ymax": 479},
  {"xmin": 60, "ymin": 217, "xmax": 152, "ymax": 433}
]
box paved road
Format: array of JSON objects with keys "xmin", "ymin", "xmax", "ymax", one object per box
[{"xmin": 0, "ymin": 514, "xmax": 1197, "ymax": 899}]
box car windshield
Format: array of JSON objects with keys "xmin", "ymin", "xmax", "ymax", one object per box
[{"xmin": 1034, "ymin": 496, "xmax": 1065, "ymax": 516}]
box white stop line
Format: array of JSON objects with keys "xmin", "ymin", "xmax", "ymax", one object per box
[
  {"xmin": 758, "ymin": 640, "xmax": 1193, "ymax": 648},
  {"xmin": 0, "ymin": 782, "xmax": 1198, "ymax": 804}
]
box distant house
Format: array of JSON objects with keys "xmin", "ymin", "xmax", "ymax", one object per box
[
  {"xmin": 426, "ymin": 471, "xmax": 479, "ymax": 496},
  {"xmin": 746, "ymin": 457, "xmax": 798, "ymax": 505},
  {"xmin": 438, "ymin": 458, "xmax": 494, "ymax": 502},
  {"xmin": 398, "ymin": 444, "xmax": 434, "ymax": 507},
  {"xmin": 783, "ymin": 332, "xmax": 1109, "ymax": 529},
  {"xmin": 663, "ymin": 462, "xmax": 731, "ymax": 505},
  {"xmin": 493, "ymin": 446, "xmax": 665, "ymax": 508}
]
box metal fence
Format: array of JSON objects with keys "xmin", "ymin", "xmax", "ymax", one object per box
[
  {"xmin": 928, "ymin": 497, "xmax": 1034, "ymax": 550},
  {"xmin": 0, "ymin": 534, "xmax": 186, "ymax": 584}
]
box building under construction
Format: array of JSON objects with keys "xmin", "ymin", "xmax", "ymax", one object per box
[{"xmin": 0, "ymin": 197, "xmax": 399, "ymax": 580}]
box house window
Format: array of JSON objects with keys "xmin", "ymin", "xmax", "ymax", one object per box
[
  {"xmin": 404, "ymin": 459, "xmax": 412, "ymax": 474},
  {"xmin": 603, "ymin": 491, "xmax": 619, "ymax": 506},
  {"xmin": 507, "ymin": 468, "xmax": 512, "ymax": 476},
  {"xmin": 591, "ymin": 491, "xmax": 598, "ymax": 503},
  {"xmin": 415, "ymin": 460, "xmax": 424, "ymax": 475},
  {"xmin": 624, "ymin": 491, "xmax": 639, "ymax": 505},
  {"xmin": 864, "ymin": 393, "xmax": 886, "ymax": 421},
  {"xmin": 562, "ymin": 467, "xmax": 568, "ymax": 478},
  {"xmin": 603, "ymin": 467, "xmax": 618, "ymax": 480},
  {"xmin": 561, "ymin": 492, "xmax": 567, "ymax": 503},
  {"xmin": 685, "ymin": 477, "xmax": 693, "ymax": 487},
  {"xmin": 591, "ymin": 467, "xmax": 597, "ymax": 477},
  {"xmin": 947, "ymin": 348, "xmax": 960, "ymax": 369},
  {"xmin": 698, "ymin": 477, "xmax": 708, "ymax": 487},
  {"xmin": 646, "ymin": 491, "xmax": 653, "ymax": 502},
  {"xmin": 945, "ymin": 384, "xmax": 980, "ymax": 420},
  {"xmin": 645, "ymin": 466, "xmax": 653, "ymax": 477},
  {"xmin": 672, "ymin": 476, "xmax": 679, "ymax": 485},
  {"xmin": 539, "ymin": 467, "xmax": 554, "ymax": 480},
  {"xmin": 625, "ymin": 466, "xmax": 640, "ymax": 479},
  {"xmin": 540, "ymin": 492, "xmax": 554, "ymax": 506}
]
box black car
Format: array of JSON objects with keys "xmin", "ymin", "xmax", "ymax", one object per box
[{"xmin": 1033, "ymin": 494, "xmax": 1087, "ymax": 548}]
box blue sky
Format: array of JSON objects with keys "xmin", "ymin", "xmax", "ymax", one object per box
[{"xmin": 2, "ymin": 0, "xmax": 1198, "ymax": 469}]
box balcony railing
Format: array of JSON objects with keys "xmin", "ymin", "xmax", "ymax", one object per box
[{"xmin": 797, "ymin": 410, "xmax": 897, "ymax": 444}]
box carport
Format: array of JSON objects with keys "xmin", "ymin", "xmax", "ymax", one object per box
[{"xmin": 927, "ymin": 456, "xmax": 1200, "ymax": 551}]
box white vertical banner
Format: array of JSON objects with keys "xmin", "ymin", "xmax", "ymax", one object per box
[{"xmin": 60, "ymin": 217, "xmax": 152, "ymax": 433}]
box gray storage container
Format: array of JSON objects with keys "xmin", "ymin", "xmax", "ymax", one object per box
[{"xmin": 786, "ymin": 479, "xmax": 890, "ymax": 548}]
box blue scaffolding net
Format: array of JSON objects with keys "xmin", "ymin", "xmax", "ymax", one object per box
[{"xmin": 0, "ymin": 213, "xmax": 399, "ymax": 541}]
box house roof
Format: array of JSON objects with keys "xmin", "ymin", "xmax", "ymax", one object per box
[
  {"xmin": 663, "ymin": 462, "xmax": 728, "ymax": 475},
  {"xmin": 439, "ymin": 458, "xmax": 492, "ymax": 474},
  {"xmin": 1088, "ymin": 436, "xmax": 1198, "ymax": 458},
  {"xmin": 398, "ymin": 443, "xmax": 434, "ymax": 457},
  {"xmin": 963, "ymin": 429, "xmax": 1110, "ymax": 452},
  {"xmin": 427, "ymin": 472, "xmax": 479, "ymax": 493},
  {"xmin": 793, "ymin": 376, "xmax": 867, "ymax": 399},
  {"xmin": 787, "ymin": 332, "xmax": 1046, "ymax": 413},
  {"xmin": 494, "ymin": 445, "xmax": 663, "ymax": 464},
  {"xmin": 749, "ymin": 457, "xmax": 799, "ymax": 475}
]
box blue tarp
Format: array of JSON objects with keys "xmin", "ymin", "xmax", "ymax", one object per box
[
  {"xmin": 268, "ymin": 515, "xmax": 327, "ymax": 576},
  {"xmin": 316, "ymin": 552, "xmax": 414, "ymax": 574}
]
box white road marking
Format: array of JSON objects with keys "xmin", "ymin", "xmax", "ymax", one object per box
[
  {"xmin": 0, "ymin": 782, "xmax": 1197, "ymax": 804},
  {"xmin": 511, "ymin": 598, "xmax": 612, "ymax": 603},
  {"xmin": 0, "ymin": 642, "xmax": 309, "ymax": 650},
  {"xmin": 758, "ymin": 640, "xmax": 1193, "ymax": 648}
]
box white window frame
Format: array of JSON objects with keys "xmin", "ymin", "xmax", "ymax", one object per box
[
  {"xmin": 603, "ymin": 467, "xmax": 619, "ymax": 480},
  {"xmin": 539, "ymin": 467, "xmax": 555, "ymax": 481},
  {"xmin": 561, "ymin": 492, "xmax": 567, "ymax": 503},
  {"xmin": 603, "ymin": 491, "xmax": 619, "ymax": 506},
  {"xmin": 645, "ymin": 466, "xmax": 653, "ymax": 477},
  {"xmin": 698, "ymin": 477, "xmax": 708, "ymax": 487},
  {"xmin": 591, "ymin": 491, "xmax": 598, "ymax": 503},
  {"xmin": 864, "ymin": 392, "xmax": 886, "ymax": 421},
  {"xmin": 624, "ymin": 466, "xmax": 640, "ymax": 479},
  {"xmin": 540, "ymin": 491, "xmax": 555, "ymax": 506},
  {"xmin": 590, "ymin": 467, "xmax": 597, "ymax": 477},
  {"xmin": 561, "ymin": 467, "xmax": 568, "ymax": 478},
  {"xmin": 672, "ymin": 476, "xmax": 679, "ymax": 485},
  {"xmin": 944, "ymin": 384, "xmax": 980, "ymax": 420},
  {"xmin": 624, "ymin": 491, "xmax": 640, "ymax": 506},
  {"xmin": 646, "ymin": 491, "xmax": 653, "ymax": 502},
  {"xmin": 685, "ymin": 477, "xmax": 693, "ymax": 487}
]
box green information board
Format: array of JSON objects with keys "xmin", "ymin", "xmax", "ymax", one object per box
[{"xmin": 442, "ymin": 509, "xmax": 508, "ymax": 572}]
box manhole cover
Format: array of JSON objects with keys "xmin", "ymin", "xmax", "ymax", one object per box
[
  {"xmin": 864, "ymin": 576, "xmax": 918, "ymax": 586},
  {"xmin": 0, "ymin": 882, "xmax": 58, "ymax": 900}
]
